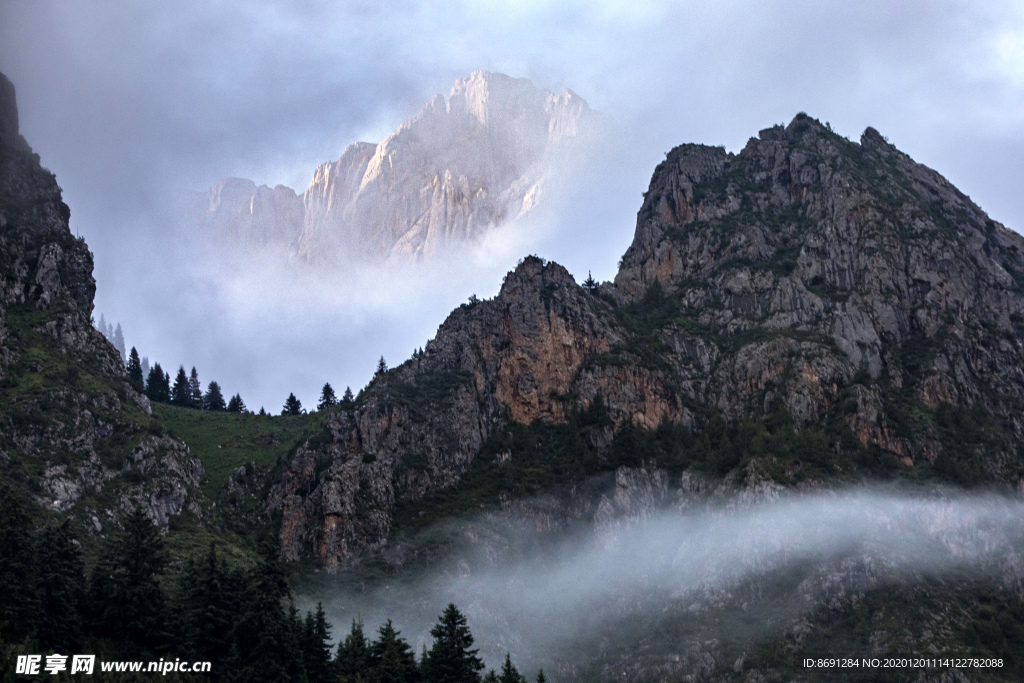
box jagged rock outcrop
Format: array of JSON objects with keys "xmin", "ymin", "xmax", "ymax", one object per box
[
  {"xmin": 272, "ymin": 113, "xmax": 1024, "ymax": 566},
  {"xmin": 0, "ymin": 72, "xmax": 203, "ymax": 531},
  {"xmin": 197, "ymin": 71, "xmax": 591, "ymax": 260}
]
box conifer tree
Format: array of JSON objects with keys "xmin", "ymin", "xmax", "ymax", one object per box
[
  {"xmin": 422, "ymin": 603, "xmax": 484, "ymax": 683},
  {"xmin": 368, "ymin": 619, "xmax": 418, "ymax": 683},
  {"xmin": 535, "ymin": 670, "xmax": 547, "ymax": 683},
  {"xmin": 141, "ymin": 356, "xmax": 150, "ymax": 379},
  {"xmin": 499, "ymin": 653, "xmax": 526, "ymax": 683},
  {"xmin": 317, "ymin": 383, "xmax": 338, "ymax": 412},
  {"xmin": 145, "ymin": 363, "xmax": 170, "ymax": 403},
  {"xmin": 300, "ymin": 603, "xmax": 333, "ymax": 683},
  {"xmin": 227, "ymin": 393, "xmax": 246, "ymax": 413},
  {"xmin": 232, "ymin": 546, "xmax": 304, "ymax": 683},
  {"xmin": 126, "ymin": 347, "xmax": 144, "ymax": 389},
  {"xmin": 483, "ymin": 672, "xmax": 499, "ymax": 683},
  {"xmin": 0, "ymin": 484, "xmax": 38, "ymax": 644},
  {"xmin": 342, "ymin": 387, "xmax": 354, "ymax": 405},
  {"xmin": 35, "ymin": 520, "xmax": 86, "ymax": 652},
  {"xmin": 175, "ymin": 543, "xmax": 243, "ymax": 668},
  {"xmin": 375, "ymin": 356, "xmax": 387, "ymax": 377},
  {"xmin": 336, "ymin": 617, "xmax": 371, "ymax": 682},
  {"xmin": 98, "ymin": 313, "xmax": 108, "ymax": 338},
  {"xmin": 113, "ymin": 323, "xmax": 126, "ymax": 359},
  {"xmin": 172, "ymin": 366, "xmax": 191, "ymax": 406},
  {"xmin": 282, "ymin": 393, "xmax": 303, "ymax": 416},
  {"xmin": 583, "ymin": 271, "xmax": 597, "ymax": 293},
  {"xmin": 188, "ymin": 367, "xmax": 202, "ymax": 408},
  {"xmin": 87, "ymin": 508, "xmax": 169, "ymax": 654},
  {"xmin": 205, "ymin": 381, "xmax": 227, "ymax": 411}
]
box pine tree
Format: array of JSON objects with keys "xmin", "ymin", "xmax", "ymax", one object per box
[
  {"xmin": 375, "ymin": 356, "xmax": 387, "ymax": 377},
  {"xmin": 205, "ymin": 381, "xmax": 227, "ymax": 411},
  {"xmin": 113, "ymin": 323, "xmax": 126, "ymax": 360},
  {"xmin": 35, "ymin": 520, "xmax": 87, "ymax": 652},
  {"xmin": 483, "ymin": 672, "xmax": 499, "ymax": 683},
  {"xmin": 583, "ymin": 271, "xmax": 597, "ymax": 293},
  {"xmin": 535, "ymin": 670, "xmax": 547, "ymax": 683},
  {"xmin": 175, "ymin": 543, "xmax": 243, "ymax": 668},
  {"xmin": 172, "ymin": 366, "xmax": 191, "ymax": 406},
  {"xmin": 188, "ymin": 367, "xmax": 202, "ymax": 408},
  {"xmin": 127, "ymin": 347, "xmax": 144, "ymax": 389},
  {"xmin": 422, "ymin": 603, "xmax": 484, "ymax": 683},
  {"xmin": 342, "ymin": 387, "xmax": 354, "ymax": 406},
  {"xmin": 141, "ymin": 355, "xmax": 150, "ymax": 379},
  {"xmin": 232, "ymin": 546, "xmax": 304, "ymax": 683},
  {"xmin": 282, "ymin": 393, "xmax": 303, "ymax": 416},
  {"xmin": 0, "ymin": 484, "xmax": 38, "ymax": 644},
  {"xmin": 227, "ymin": 393, "xmax": 246, "ymax": 413},
  {"xmin": 145, "ymin": 362, "xmax": 170, "ymax": 403},
  {"xmin": 98, "ymin": 313, "xmax": 109, "ymax": 339},
  {"xmin": 368, "ymin": 619, "xmax": 418, "ymax": 683},
  {"xmin": 300, "ymin": 603, "xmax": 333, "ymax": 683},
  {"xmin": 87, "ymin": 507, "xmax": 169, "ymax": 654},
  {"xmin": 498, "ymin": 653, "xmax": 525, "ymax": 683},
  {"xmin": 317, "ymin": 383, "xmax": 337, "ymax": 412},
  {"xmin": 336, "ymin": 617, "xmax": 371, "ymax": 682}
]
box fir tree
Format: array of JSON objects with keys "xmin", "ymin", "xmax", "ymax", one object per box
[
  {"xmin": 97, "ymin": 313, "xmax": 108, "ymax": 338},
  {"xmin": 232, "ymin": 546, "xmax": 305, "ymax": 683},
  {"xmin": 282, "ymin": 393, "xmax": 303, "ymax": 416},
  {"xmin": 87, "ymin": 507, "xmax": 169, "ymax": 654},
  {"xmin": 35, "ymin": 520, "xmax": 86, "ymax": 652},
  {"xmin": 141, "ymin": 355, "xmax": 150, "ymax": 379},
  {"xmin": 227, "ymin": 393, "xmax": 246, "ymax": 413},
  {"xmin": 535, "ymin": 670, "xmax": 547, "ymax": 683},
  {"xmin": 0, "ymin": 484, "xmax": 38, "ymax": 644},
  {"xmin": 188, "ymin": 367, "xmax": 202, "ymax": 408},
  {"xmin": 342, "ymin": 387, "xmax": 354, "ymax": 406},
  {"xmin": 375, "ymin": 356, "xmax": 387, "ymax": 377},
  {"xmin": 126, "ymin": 347, "xmax": 144, "ymax": 389},
  {"xmin": 145, "ymin": 363, "xmax": 170, "ymax": 403},
  {"xmin": 205, "ymin": 381, "xmax": 227, "ymax": 411},
  {"xmin": 368, "ymin": 619, "xmax": 418, "ymax": 683},
  {"xmin": 499, "ymin": 653, "xmax": 526, "ymax": 683},
  {"xmin": 422, "ymin": 603, "xmax": 484, "ymax": 683},
  {"xmin": 336, "ymin": 617, "xmax": 371, "ymax": 682},
  {"xmin": 583, "ymin": 271, "xmax": 597, "ymax": 293},
  {"xmin": 483, "ymin": 672, "xmax": 499, "ymax": 683},
  {"xmin": 300, "ymin": 603, "xmax": 333, "ymax": 683},
  {"xmin": 113, "ymin": 322, "xmax": 126, "ymax": 359},
  {"xmin": 171, "ymin": 366, "xmax": 191, "ymax": 406},
  {"xmin": 175, "ymin": 543, "xmax": 243, "ymax": 668},
  {"xmin": 317, "ymin": 383, "xmax": 338, "ymax": 412}
]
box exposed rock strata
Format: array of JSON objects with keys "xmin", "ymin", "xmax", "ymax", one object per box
[
  {"xmin": 272, "ymin": 114, "xmax": 1024, "ymax": 566},
  {"xmin": 0, "ymin": 72, "xmax": 202, "ymax": 531}
]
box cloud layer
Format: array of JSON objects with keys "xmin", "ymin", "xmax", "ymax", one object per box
[{"xmin": 2, "ymin": 0, "xmax": 1022, "ymax": 408}]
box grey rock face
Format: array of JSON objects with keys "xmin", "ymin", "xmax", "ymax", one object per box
[
  {"xmin": 0, "ymin": 71, "xmax": 199, "ymax": 531},
  {"xmin": 272, "ymin": 114, "xmax": 1024, "ymax": 565}
]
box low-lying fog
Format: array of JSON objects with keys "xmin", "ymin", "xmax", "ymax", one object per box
[{"xmin": 296, "ymin": 485, "xmax": 1024, "ymax": 676}]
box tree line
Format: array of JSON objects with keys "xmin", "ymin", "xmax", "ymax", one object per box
[
  {"xmin": 124, "ymin": 346, "xmax": 246, "ymax": 414},
  {"xmin": 0, "ymin": 485, "xmax": 543, "ymax": 682}
]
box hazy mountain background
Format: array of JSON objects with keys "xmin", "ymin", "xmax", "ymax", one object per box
[{"xmin": 1, "ymin": 0, "xmax": 1022, "ymax": 412}]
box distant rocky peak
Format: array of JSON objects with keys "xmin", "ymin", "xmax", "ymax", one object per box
[{"xmin": 196, "ymin": 71, "xmax": 592, "ymax": 262}]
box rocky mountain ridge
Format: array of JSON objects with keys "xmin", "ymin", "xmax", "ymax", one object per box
[
  {"xmin": 0, "ymin": 73, "xmax": 204, "ymax": 534},
  {"xmin": 267, "ymin": 113, "xmax": 1024, "ymax": 567},
  {"xmin": 197, "ymin": 71, "xmax": 591, "ymax": 261}
]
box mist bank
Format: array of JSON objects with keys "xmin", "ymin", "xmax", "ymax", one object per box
[{"xmin": 297, "ymin": 484, "xmax": 1024, "ymax": 677}]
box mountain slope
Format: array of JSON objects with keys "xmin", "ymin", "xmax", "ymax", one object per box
[
  {"xmin": 0, "ymin": 73, "xmax": 203, "ymax": 535},
  {"xmin": 269, "ymin": 114, "xmax": 1024, "ymax": 567}
]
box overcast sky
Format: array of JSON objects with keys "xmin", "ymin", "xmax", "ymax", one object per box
[{"xmin": 2, "ymin": 1, "xmax": 1022, "ymax": 410}]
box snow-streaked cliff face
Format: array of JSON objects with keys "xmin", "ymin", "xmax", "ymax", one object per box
[{"xmin": 197, "ymin": 71, "xmax": 591, "ymax": 261}]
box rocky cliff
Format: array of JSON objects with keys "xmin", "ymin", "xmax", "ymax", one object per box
[
  {"xmin": 196, "ymin": 71, "xmax": 591, "ymax": 260},
  {"xmin": 271, "ymin": 113, "xmax": 1024, "ymax": 567},
  {"xmin": 0, "ymin": 72, "xmax": 203, "ymax": 533}
]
